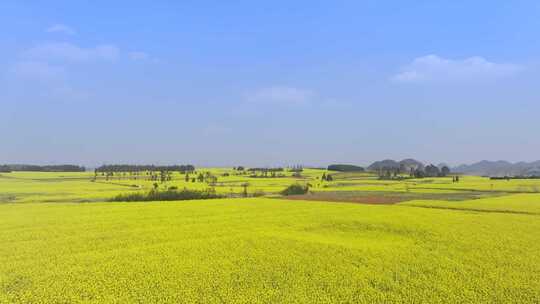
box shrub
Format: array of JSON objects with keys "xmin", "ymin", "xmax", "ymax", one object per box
[
  {"xmin": 252, "ymin": 190, "xmax": 266, "ymax": 197},
  {"xmin": 327, "ymin": 164, "xmax": 364, "ymax": 172},
  {"xmin": 281, "ymin": 184, "xmax": 309, "ymax": 196},
  {"xmin": 110, "ymin": 189, "xmax": 224, "ymax": 202}
]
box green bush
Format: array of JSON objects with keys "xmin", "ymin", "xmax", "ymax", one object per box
[
  {"xmin": 327, "ymin": 164, "xmax": 364, "ymax": 172},
  {"xmin": 252, "ymin": 190, "xmax": 266, "ymax": 197},
  {"xmin": 281, "ymin": 184, "xmax": 309, "ymax": 196},
  {"xmin": 110, "ymin": 189, "xmax": 224, "ymax": 202}
]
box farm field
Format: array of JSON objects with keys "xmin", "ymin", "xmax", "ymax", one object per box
[
  {"xmin": 3, "ymin": 169, "xmax": 540, "ymax": 204},
  {"xmin": 1, "ymin": 169, "xmax": 540, "ymax": 303}
]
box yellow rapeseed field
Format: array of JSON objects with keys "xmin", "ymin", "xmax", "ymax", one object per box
[{"xmin": 1, "ymin": 170, "xmax": 539, "ymax": 303}]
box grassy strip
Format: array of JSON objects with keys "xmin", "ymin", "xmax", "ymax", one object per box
[{"xmin": 413, "ymin": 186, "xmax": 539, "ymax": 194}]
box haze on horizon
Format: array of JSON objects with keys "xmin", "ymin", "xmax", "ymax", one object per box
[{"xmin": 1, "ymin": 1, "xmax": 539, "ymax": 167}]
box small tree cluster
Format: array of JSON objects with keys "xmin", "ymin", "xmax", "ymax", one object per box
[
  {"xmin": 321, "ymin": 173, "xmax": 333, "ymax": 181},
  {"xmin": 413, "ymin": 165, "xmax": 451, "ymax": 178},
  {"xmin": 281, "ymin": 184, "xmax": 309, "ymax": 196}
]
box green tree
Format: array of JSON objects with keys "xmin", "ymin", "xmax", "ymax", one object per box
[{"xmin": 441, "ymin": 166, "xmax": 451, "ymax": 177}]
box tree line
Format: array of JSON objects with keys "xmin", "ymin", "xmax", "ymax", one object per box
[
  {"xmin": 95, "ymin": 164, "xmax": 195, "ymax": 173},
  {"xmin": 0, "ymin": 164, "xmax": 85, "ymax": 172},
  {"xmin": 327, "ymin": 164, "xmax": 365, "ymax": 172},
  {"xmin": 377, "ymin": 164, "xmax": 451, "ymax": 179}
]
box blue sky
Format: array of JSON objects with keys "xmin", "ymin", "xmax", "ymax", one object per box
[{"xmin": 1, "ymin": 1, "xmax": 539, "ymax": 167}]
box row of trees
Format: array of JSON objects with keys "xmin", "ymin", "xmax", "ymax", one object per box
[
  {"xmin": 413, "ymin": 165, "xmax": 451, "ymax": 178},
  {"xmin": 93, "ymin": 164, "xmax": 196, "ymax": 183},
  {"xmin": 327, "ymin": 164, "xmax": 365, "ymax": 172},
  {"xmin": 94, "ymin": 170, "xmax": 175, "ymax": 182},
  {"xmin": 95, "ymin": 164, "xmax": 194, "ymax": 173},
  {"xmin": 190, "ymin": 172, "xmax": 218, "ymax": 185},
  {"xmin": 93, "ymin": 170, "xmax": 221, "ymax": 185},
  {"xmin": 378, "ymin": 164, "xmax": 451, "ymax": 179},
  {"xmin": 0, "ymin": 164, "xmax": 85, "ymax": 172},
  {"xmin": 247, "ymin": 167, "xmax": 285, "ymax": 178},
  {"xmin": 234, "ymin": 167, "xmax": 306, "ymax": 178}
]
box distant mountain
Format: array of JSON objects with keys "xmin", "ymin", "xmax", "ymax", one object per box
[
  {"xmin": 437, "ymin": 163, "xmax": 449, "ymax": 169},
  {"xmin": 367, "ymin": 159, "xmax": 400, "ymax": 171},
  {"xmin": 453, "ymin": 160, "xmax": 540, "ymax": 177},
  {"xmin": 368, "ymin": 159, "xmax": 426, "ymax": 172},
  {"xmin": 400, "ymin": 159, "xmax": 425, "ymax": 171}
]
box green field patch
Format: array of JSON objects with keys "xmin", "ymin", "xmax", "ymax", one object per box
[
  {"xmin": 282, "ymin": 191, "xmax": 501, "ymax": 205},
  {"xmin": 401, "ymin": 194, "xmax": 540, "ymax": 215},
  {"xmin": 402, "ymin": 204, "xmax": 539, "ymax": 216}
]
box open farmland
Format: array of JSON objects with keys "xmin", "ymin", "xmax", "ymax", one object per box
[
  {"xmin": 1, "ymin": 169, "xmax": 540, "ymax": 303},
  {"xmin": 5, "ymin": 1, "xmax": 540, "ymax": 302}
]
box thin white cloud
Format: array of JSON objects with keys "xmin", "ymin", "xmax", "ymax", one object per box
[
  {"xmin": 46, "ymin": 24, "xmax": 76, "ymax": 35},
  {"xmin": 129, "ymin": 51, "xmax": 149, "ymax": 61},
  {"xmin": 392, "ymin": 55, "xmax": 522, "ymax": 84},
  {"xmin": 10, "ymin": 42, "xmax": 120, "ymax": 103},
  {"xmin": 11, "ymin": 61, "xmax": 66, "ymax": 82},
  {"xmin": 7, "ymin": 61, "xmax": 87, "ymax": 102},
  {"xmin": 23, "ymin": 42, "xmax": 120, "ymax": 62},
  {"xmin": 245, "ymin": 86, "xmax": 315, "ymax": 106}
]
